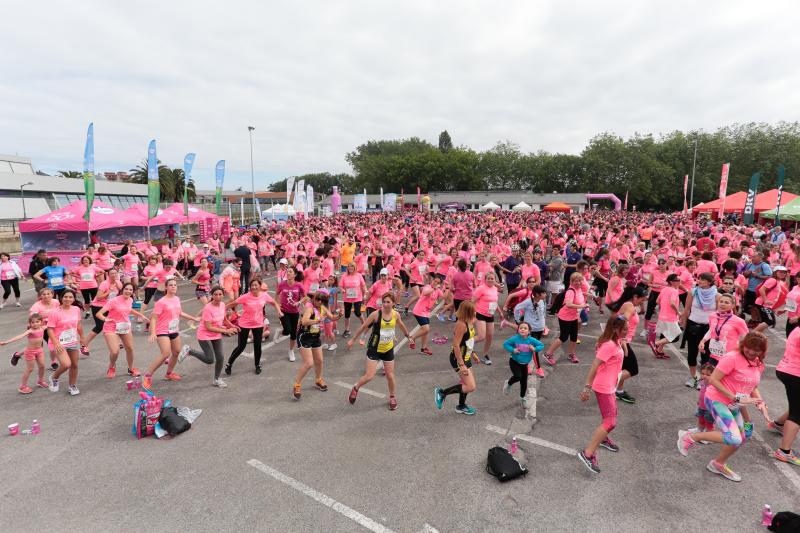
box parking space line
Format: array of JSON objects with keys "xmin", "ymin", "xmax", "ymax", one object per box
[
  {"xmin": 394, "ymin": 303, "xmax": 444, "ymax": 352},
  {"xmin": 485, "ymin": 424, "xmax": 576, "ymax": 456},
  {"xmin": 333, "ymin": 381, "xmax": 386, "ymax": 399},
  {"xmin": 246, "ymin": 459, "xmax": 397, "ymax": 533}
]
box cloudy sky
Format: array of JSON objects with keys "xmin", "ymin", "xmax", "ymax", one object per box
[{"xmin": 1, "ymin": 1, "xmax": 797, "ymax": 191}]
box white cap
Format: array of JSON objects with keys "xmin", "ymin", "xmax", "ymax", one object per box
[
  {"xmin": 774, "ymin": 265, "xmax": 788, "ymax": 272},
  {"xmin": 379, "ymin": 267, "xmax": 389, "ymax": 276},
  {"xmin": 279, "ymin": 258, "xmax": 288, "ymax": 265}
]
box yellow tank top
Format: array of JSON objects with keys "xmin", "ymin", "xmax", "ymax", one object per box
[{"xmin": 376, "ymin": 312, "xmax": 397, "ymax": 353}]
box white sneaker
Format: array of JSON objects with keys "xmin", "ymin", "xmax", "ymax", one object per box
[
  {"xmin": 288, "ymin": 350, "xmax": 296, "ymax": 362},
  {"xmin": 327, "ymin": 343, "xmax": 337, "ymax": 351},
  {"xmin": 503, "ymin": 381, "xmax": 512, "ymax": 395},
  {"xmin": 213, "ymin": 378, "xmax": 228, "ymax": 388},
  {"xmin": 322, "ymin": 343, "xmax": 329, "ymax": 350},
  {"xmin": 15, "ymin": 302, "xmax": 20, "ymax": 307},
  {"xmin": 178, "ymin": 345, "xmax": 191, "ymax": 364},
  {"xmin": 521, "ymin": 397, "xmax": 530, "ymax": 409},
  {"xmin": 685, "ymin": 376, "xmax": 697, "ymax": 388},
  {"xmin": 68, "ymin": 385, "xmax": 80, "ymax": 396},
  {"xmin": 48, "ymin": 378, "xmax": 59, "ymax": 392},
  {"xmin": 0, "ymin": 303, "xmax": 5, "ymax": 310},
  {"xmin": 639, "ymin": 330, "xmax": 648, "ymax": 338}
]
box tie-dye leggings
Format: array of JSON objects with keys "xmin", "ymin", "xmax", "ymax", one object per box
[{"xmin": 705, "ymin": 398, "xmax": 745, "ymax": 447}]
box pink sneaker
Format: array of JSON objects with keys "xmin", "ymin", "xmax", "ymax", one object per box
[
  {"xmin": 500, "ymin": 319, "xmax": 508, "ymax": 329},
  {"xmin": 677, "ymin": 430, "xmax": 697, "ymax": 456},
  {"xmin": 543, "ymin": 352, "xmax": 555, "ymax": 365},
  {"xmin": 535, "ymin": 366, "xmax": 545, "ymax": 378},
  {"xmin": 568, "ymin": 353, "xmax": 579, "ymax": 364}
]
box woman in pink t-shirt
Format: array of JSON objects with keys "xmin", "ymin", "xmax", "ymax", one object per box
[
  {"xmin": 138, "ymin": 255, "xmax": 163, "ymax": 319},
  {"xmin": 403, "ymin": 250, "xmax": 429, "ymax": 314},
  {"xmin": 192, "ymin": 258, "xmax": 214, "ymax": 305},
  {"xmin": 46, "ymin": 289, "xmax": 85, "ymax": 396},
  {"xmin": 121, "ymin": 245, "xmax": 142, "ymax": 290},
  {"xmin": 782, "ymin": 272, "xmax": 800, "ymax": 338},
  {"xmin": 578, "ymin": 316, "xmax": 628, "ymax": 473},
  {"xmin": 770, "ymin": 326, "xmax": 800, "ymax": 463},
  {"xmin": 142, "ymin": 279, "xmax": 201, "ymax": 389},
  {"xmin": 408, "ymin": 277, "xmax": 445, "ymax": 356},
  {"xmin": 543, "ymin": 273, "xmax": 589, "ymax": 365},
  {"xmin": 0, "ymin": 252, "xmax": 23, "ymax": 308},
  {"xmin": 71, "ymin": 255, "xmax": 104, "ymax": 317},
  {"xmin": 699, "ymin": 294, "xmax": 749, "ymax": 363},
  {"xmin": 340, "ymin": 263, "xmax": 367, "ymax": 337},
  {"xmin": 85, "ymin": 269, "xmax": 123, "ymax": 353},
  {"xmin": 225, "ymin": 278, "xmax": 282, "ymax": 375},
  {"xmin": 678, "ymin": 332, "xmax": 768, "ymax": 482},
  {"xmin": 472, "ymin": 272, "xmax": 500, "ymax": 365},
  {"xmin": 652, "ymin": 274, "xmax": 682, "ymax": 357},
  {"xmin": 185, "ymin": 287, "xmax": 238, "ymax": 388},
  {"xmin": 96, "ymin": 283, "xmax": 147, "ymax": 379}
]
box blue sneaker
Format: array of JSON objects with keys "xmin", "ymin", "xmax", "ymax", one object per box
[
  {"xmin": 434, "ymin": 387, "xmax": 444, "ymax": 410},
  {"xmin": 455, "ymin": 405, "xmax": 476, "ymax": 415}
]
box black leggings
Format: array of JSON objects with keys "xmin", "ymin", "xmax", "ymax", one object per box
[
  {"xmin": 81, "ymin": 288, "xmax": 98, "ymax": 307},
  {"xmin": 644, "ymin": 291, "xmax": 660, "ymax": 321},
  {"xmin": 90, "ymin": 305, "xmax": 104, "ymax": 334},
  {"xmin": 280, "ymin": 312, "xmax": 299, "ymax": 340},
  {"xmin": 558, "ymin": 318, "xmax": 578, "ymax": 342},
  {"xmin": 507, "ymin": 358, "xmax": 529, "ymax": 398},
  {"xmin": 593, "ymin": 278, "xmax": 608, "ymax": 299},
  {"xmin": 1, "ymin": 278, "xmax": 20, "ymax": 300},
  {"xmin": 188, "ymin": 339, "xmax": 225, "ymax": 379},
  {"xmin": 777, "ymin": 370, "xmax": 800, "ymax": 425},
  {"xmin": 684, "ymin": 319, "xmax": 710, "ymax": 368},
  {"xmin": 228, "ymin": 327, "xmax": 264, "ymax": 367},
  {"xmin": 344, "ymin": 301, "xmax": 362, "ymax": 319},
  {"xmin": 440, "ymin": 383, "xmax": 469, "ymax": 408}
]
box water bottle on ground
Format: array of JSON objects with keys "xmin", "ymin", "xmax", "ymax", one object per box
[
  {"xmin": 510, "ymin": 436, "xmax": 518, "ymax": 454},
  {"xmin": 31, "ymin": 420, "xmax": 40, "ymax": 435},
  {"xmin": 761, "ymin": 504, "xmax": 773, "ymax": 526}
]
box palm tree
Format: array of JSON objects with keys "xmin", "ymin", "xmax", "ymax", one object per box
[
  {"xmin": 58, "ymin": 170, "xmax": 82, "ymax": 179},
  {"xmin": 128, "ymin": 161, "xmax": 196, "ymax": 203},
  {"xmin": 128, "ymin": 159, "xmax": 170, "ymax": 185}
]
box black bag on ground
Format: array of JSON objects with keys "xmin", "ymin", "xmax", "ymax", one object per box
[
  {"xmin": 486, "ymin": 446, "xmax": 528, "ymax": 482},
  {"xmin": 548, "ymin": 288, "xmax": 573, "ymax": 316},
  {"xmin": 769, "ymin": 511, "xmax": 800, "ymax": 532},
  {"xmin": 159, "ymin": 406, "xmax": 191, "ymax": 435}
]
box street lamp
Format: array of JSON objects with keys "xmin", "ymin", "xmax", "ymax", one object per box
[
  {"xmin": 689, "ymin": 138, "xmax": 698, "ymax": 210},
  {"xmin": 248, "ymin": 126, "xmax": 255, "ymax": 223},
  {"xmin": 20, "ymin": 181, "xmax": 33, "ymax": 220}
]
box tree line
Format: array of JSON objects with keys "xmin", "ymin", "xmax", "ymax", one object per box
[{"xmin": 268, "ymin": 122, "xmax": 800, "ymax": 211}]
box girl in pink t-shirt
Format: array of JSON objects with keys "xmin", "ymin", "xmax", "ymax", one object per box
[
  {"xmin": 700, "ymin": 294, "xmax": 749, "ymax": 363},
  {"xmin": 678, "ymin": 332, "xmax": 768, "ymax": 482},
  {"xmin": 46, "ymin": 290, "xmax": 85, "ymax": 395},
  {"xmin": 142, "ymin": 278, "xmax": 201, "ymax": 389},
  {"xmin": 1, "ymin": 313, "xmax": 47, "ymax": 394},
  {"xmin": 84, "ymin": 269, "xmax": 123, "ymax": 353},
  {"xmin": 578, "ymin": 316, "xmax": 628, "ymax": 474},
  {"xmin": 96, "ymin": 283, "xmax": 147, "ymax": 379},
  {"xmin": 122, "ymin": 245, "xmax": 142, "ymax": 290},
  {"xmin": 544, "ymin": 273, "xmax": 588, "ymax": 365},
  {"xmin": 408, "ymin": 278, "xmax": 446, "ymax": 356},
  {"xmin": 472, "ymin": 272, "xmax": 500, "ymax": 365},
  {"xmin": 652, "ymin": 275, "xmax": 682, "ymax": 357},
  {"xmin": 72, "ymin": 256, "xmax": 104, "ymax": 316},
  {"xmin": 185, "ymin": 287, "xmax": 238, "ymax": 387},
  {"xmin": 225, "ymin": 279, "xmax": 282, "ymax": 375},
  {"xmin": 340, "ymin": 263, "xmax": 367, "ymax": 337}
]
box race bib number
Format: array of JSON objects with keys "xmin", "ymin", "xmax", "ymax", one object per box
[
  {"xmin": 59, "ymin": 329, "xmax": 78, "ymax": 347},
  {"xmin": 109, "ymin": 292, "xmax": 118, "ymax": 299},
  {"xmin": 81, "ymin": 272, "xmax": 94, "ymax": 282},
  {"xmin": 309, "ymin": 324, "xmax": 320, "ymax": 334},
  {"xmin": 709, "ymin": 339, "xmax": 725, "ymax": 358},
  {"xmin": 346, "ymin": 288, "xmax": 357, "ymax": 299},
  {"xmin": 168, "ymin": 319, "xmax": 180, "ymax": 334},
  {"xmin": 49, "ymin": 276, "xmax": 63, "ymax": 286},
  {"xmin": 379, "ymin": 328, "xmax": 394, "ymax": 344},
  {"xmin": 487, "ymin": 302, "xmax": 497, "ymax": 314},
  {"xmin": 115, "ymin": 322, "xmax": 131, "ymax": 335},
  {"xmin": 785, "ymin": 298, "xmax": 798, "ymax": 313},
  {"xmin": 465, "ymin": 337, "xmax": 475, "ymax": 353},
  {"xmin": 310, "ymin": 283, "xmax": 319, "ymax": 293},
  {"xmin": 418, "ymin": 265, "xmax": 427, "ymax": 275}
]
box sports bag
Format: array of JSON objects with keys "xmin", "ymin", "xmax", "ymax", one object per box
[
  {"xmin": 132, "ymin": 390, "xmax": 164, "ymax": 439},
  {"xmin": 769, "ymin": 511, "xmax": 800, "ymax": 532},
  {"xmin": 486, "ymin": 446, "xmax": 528, "ymax": 482},
  {"xmin": 548, "ymin": 288, "xmax": 574, "ymax": 316},
  {"xmin": 159, "ymin": 406, "xmax": 191, "ymax": 435}
]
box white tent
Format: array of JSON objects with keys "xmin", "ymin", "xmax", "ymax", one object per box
[
  {"xmin": 480, "ymin": 201, "xmax": 501, "ymax": 211},
  {"xmin": 512, "ymin": 201, "xmax": 532, "ymax": 212},
  {"xmin": 261, "ymin": 204, "xmax": 297, "ymax": 221}
]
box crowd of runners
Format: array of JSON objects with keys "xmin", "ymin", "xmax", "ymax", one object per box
[{"xmin": 4, "ymin": 208, "xmax": 800, "ymax": 482}]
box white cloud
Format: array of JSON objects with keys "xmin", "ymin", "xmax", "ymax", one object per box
[{"xmin": 1, "ymin": 0, "xmax": 798, "ymax": 189}]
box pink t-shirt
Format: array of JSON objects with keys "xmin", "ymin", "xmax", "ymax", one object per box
[
  {"xmin": 153, "ymin": 295, "xmax": 183, "ymax": 335},
  {"xmin": 706, "ymin": 312, "xmax": 749, "ymax": 358},
  {"xmin": 197, "ymin": 302, "xmax": 226, "ymax": 341},
  {"xmin": 451, "ymin": 270, "xmax": 475, "ymax": 301},
  {"xmin": 473, "ymin": 261, "xmax": 492, "ymax": 283},
  {"xmin": 101, "ymin": 296, "xmax": 134, "ymax": 334},
  {"xmin": 30, "ymin": 299, "xmax": 60, "ymax": 326},
  {"xmin": 705, "ymin": 351, "xmax": 765, "ymax": 403},
  {"xmin": 122, "ymin": 253, "xmax": 140, "ymax": 274},
  {"xmin": 95, "ymin": 252, "xmax": 115, "ymax": 270},
  {"xmin": 413, "ymin": 286, "xmax": 443, "ymax": 317},
  {"xmin": 625, "ymin": 310, "xmax": 640, "ymax": 342},
  {"xmin": 277, "ymin": 281, "xmax": 305, "ymax": 313},
  {"xmin": 473, "ymin": 283, "xmax": 499, "ymax": 316},
  {"xmin": 73, "ymin": 265, "xmax": 103, "ymax": 290},
  {"xmin": 656, "ymin": 286, "xmax": 680, "ymax": 321},
  {"xmin": 592, "ymin": 340, "xmax": 624, "ymax": 394},
  {"xmin": 777, "ymin": 327, "xmax": 800, "ymax": 377},
  {"xmin": 366, "ymin": 279, "xmax": 392, "ymax": 309},
  {"xmin": 92, "ymin": 279, "xmax": 121, "ymax": 307},
  {"xmin": 48, "ymin": 305, "xmax": 81, "ymax": 348},
  {"xmin": 0, "ymin": 262, "xmax": 17, "ymax": 281},
  {"xmin": 340, "ymin": 273, "xmax": 364, "ymax": 303},
  {"xmin": 557, "ymin": 287, "xmax": 585, "ymax": 322},
  {"xmin": 236, "ymin": 292, "xmax": 275, "ymax": 329},
  {"xmin": 143, "ymin": 265, "xmax": 163, "ymax": 289}
]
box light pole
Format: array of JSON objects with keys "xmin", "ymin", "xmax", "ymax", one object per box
[
  {"xmin": 689, "ymin": 138, "xmax": 698, "ymax": 210},
  {"xmin": 20, "ymin": 181, "xmax": 33, "ymax": 220},
  {"xmin": 248, "ymin": 126, "xmax": 255, "ymax": 223}
]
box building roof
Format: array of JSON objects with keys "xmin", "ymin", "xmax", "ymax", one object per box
[{"xmin": 0, "ymin": 172, "xmax": 147, "ymax": 195}]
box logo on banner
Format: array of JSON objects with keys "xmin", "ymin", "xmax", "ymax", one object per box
[
  {"xmin": 92, "ymin": 206, "xmax": 114, "ymax": 215},
  {"xmin": 744, "ymin": 188, "xmax": 756, "ymax": 217},
  {"xmin": 46, "ymin": 213, "xmax": 75, "ymax": 222},
  {"xmin": 55, "ymin": 232, "xmax": 68, "ymax": 240}
]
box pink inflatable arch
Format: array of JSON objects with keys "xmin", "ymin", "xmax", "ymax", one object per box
[{"xmin": 586, "ymin": 193, "xmax": 621, "ymax": 211}]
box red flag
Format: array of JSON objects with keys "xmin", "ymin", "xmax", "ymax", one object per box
[
  {"xmin": 683, "ymin": 174, "xmax": 688, "ymax": 213},
  {"xmin": 417, "ymin": 187, "xmax": 421, "ymax": 210},
  {"xmin": 718, "ymin": 163, "xmax": 730, "ymax": 218},
  {"xmin": 623, "ymin": 191, "xmax": 628, "ymax": 210}
]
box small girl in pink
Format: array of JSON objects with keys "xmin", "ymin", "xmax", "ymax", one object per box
[
  {"xmin": 578, "ymin": 316, "xmax": 627, "ymax": 473},
  {"xmin": 122, "ymin": 246, "xmax": 141, "ymax": 287},
  {"xmin": 47, "ymin": 291, "xmax": 84, "ymax": 395},
  {"xmin": 2, "ymin": 313, "xmax": 47, "ymax": 394},
  {"xmin": 97, "ymin": 283, "xmax": 147, "ymax": 379}
]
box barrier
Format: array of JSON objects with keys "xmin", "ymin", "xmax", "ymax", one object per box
[{"xmin": 586, "ymin": 193, "xmax": 621, "ymax": 211}]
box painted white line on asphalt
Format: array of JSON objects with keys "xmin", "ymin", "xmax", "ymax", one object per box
[
  {"xmin": 420, "ymin": 525, "xmax": 440, "ymax": 533},
  {"xmin": 485, "ymin": 424, "xmax": 576, "ymax": 456},
  {"xmin": 394, "ymin": 303, "xmax": 444, "ymax": 352},
  {"xmin": 333, "ymin": 380, "xmax": 386, "ymax": 399},
  {"xmin": 246, "ymin": 459, "xmax": 397, "ymax": 533},
  {"xmin": 750, "ymin": 431, "xmax": 800, "ymax": 494}
]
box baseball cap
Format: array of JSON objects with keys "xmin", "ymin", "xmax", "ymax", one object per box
[
  {"xmin": 379, "ymin": 267, "xmax": 389, "ymax": 276},
  {"xmin": 774, "ymin": 265, "xmax": 788, "ymax": 272},
  {"xmin": 279, "ymin": 258, "xmax": 288, "ymax": 265}
]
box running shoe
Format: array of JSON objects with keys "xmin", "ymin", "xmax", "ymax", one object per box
[
  {"xmin": 521, "ymin": 397, "xmax": 530, "ymax": 409},
  {"xmin": 543, "ymin": 352, "xmax": 556, "ymax": 365},
  {"xmin": 36, "ymin": 380, "xmax": 48, "ymax": 388},
  {"xmin": 292, "ymin": 384, "xmax": 302, "ymax": 400},
  {"xmin": 315, "ymin": 379, "xmax": 328, "ymax": 391},
  {"xmin": 349, "ymin": 386, "xmax": 358, "ymax": 404},
  {"xmin": 403, "ymin": 291, "xmax": 410, "ymax": 298},
  {"xmin": 578, "ymin": 451, "xmax": 600, "ymax": 474},
  {"xmin": 224, "ymin": 363, "xmax": 232, "ymax": 376},
  {"xmin": 18, "ymin": 385, "xmax": 33, "ymax": 394},
  {"xmin": 774, "ymin": 449, "xmax": 800, "ymax": 466},
  {"xmin": 177, "ymin": 345, "xmax": 191, "ymax": 363},
  {"xmin": 11, "ymin": 351, "xmax": 21, "ymax": 366},
  {"xmin": 677, "ymin": 430, "xmax": 697, "ymax": 456},
  {"xmin": 288, "ymin": 350, "xmax": 296, "ymax": 362},
  {"xmin": 648, "ymin": 340, "xmax": 658, "ymax": 356},
  {"xmin": 421, "ymin": 347, "xmax": 433, "ymax": 356},
  {"xmin": 68, "ymin": 385, "xmax": 80, "ymax": 396},
  {"xmin": 388, "ymin": 396, "xmax": 398, "ymax": 410},
  {"xmin": 106, "ymin": 367, "xmax": 116, "ymax": 379},
  {"xmin": 503, "ymin": 380, "xmax": 512, "ymax": 395},
  {"xmin": 484, "ymin": 355, "xmax": 492, "ymax": 365},
  {"xmin": 48, "ymin": 377, "xmax": 59, "ymax": 393},
  {"xmin": 600, "ymin": 438, "xmax": 619, "ymax": 452},
  {"xmin": 165, "ymin": 372, "xmax": 181, "ymax": 381},
  {"xmin": 455, "ymin": 404, "xmax": 476, "ymax": 415},
  {"xmin": 437, "ymin": 313, "xmax": 446, "ymax": 322},
  {"xmin": 767, "ymin": 421, "xmax": 785, "ymax": 435},
  {"xmin": 581, "ymin": 322, "xmax": 588, "ymax": 327},
  {"xmin": 535, "ymin": 366, "xmax": 545, "ymax": 378},
  {"xmin": 142, "ymin": 375, "xmax": 152, "ymax": 390},
  {"xmin": 499, "ymin": 319, "xmax": 508, "ymax": 329},
  {"xmin": 615, "ymin": 390, "xmax": 636, "ymax": 404},
  {"xmin": 576, "ymin": 339, "xmax": 582, "ymax": 345},
  {"xmin": 327, "ymin": 343, "xmax": 337, "ymax": 351},
  {"xmin": 80, "ymin": 346, "xmax": 90, "ymax": 357},
  {"xmin": 685, "ymin": 376, "xmax": 698, "ymax": 389},
  {"xmin": 342, "ymin": 330, "xmax": 351, "ymax": 338},
  {"xmin": 434, "ymin": 387, "xmax": 444, "ymax": 409},
  {"xmin": 568, "ymin": 353, "xmax": 579, "ymax": 364},
  {"xmin": 322, "ymin": 343, "xmax": 329, "ymax": 350},
  {"xmin": 655, "ymin": 350, "xmax": 670, "ymax": 360},
  {"xmin": 695, "ymin": 379, "xmax": 702, "ymax": 391},
  {"xmin": 639, "ymin": 329, "xmax": 648, "ymax": 338},
  {"xmin": 255, "ymin": 365, "xmax": 262, "ymax": 375},
  {"xmin": 128, "ymin": 368, "xmax": 141, "ymax": 377},
  {"xmin": 448, "ymin": 315, "xmax": 457, "ymax": 322},
  {"xmin": 15, "ymin": 302, "xmax": 20, "ymax": 307},
  {"xmin": 212, "ymin": 378, "xmax": 228, "ymax": 388},
  {"xmin": 409, "ymin": 340, "xmax": 417, "ymax": 349},
  {"xmin": 706, "ymin": 460, "xmax": 742, "ymax": 482}
]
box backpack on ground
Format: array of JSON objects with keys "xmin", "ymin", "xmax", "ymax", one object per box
[
  {"xmin": 769, "ymin": 511, "xmax": 800, "ymax": 532},
  {"xmin": 548, "ymin": 288, "xmax": 573, "ymax": 316},
  {"xmin": 486, "ymin": 446, "xmax": 528, "ymax": 482}
]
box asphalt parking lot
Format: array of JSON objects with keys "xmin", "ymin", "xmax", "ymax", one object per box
[{"xmin": 1, "ymin": 276, "xmax": 798, "ymax": 532}]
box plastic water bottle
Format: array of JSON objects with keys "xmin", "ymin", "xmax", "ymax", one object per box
[
  {"xmin": 31, "ymin": 420, "xmax": 40, "ymax": 435},
  {"xmin": 761, "ymin": 504, "xmax": 773, "ymax": 526},
  {"xmin": 510, "ymin": 436, "xmax": 518, "ymax": 454}
]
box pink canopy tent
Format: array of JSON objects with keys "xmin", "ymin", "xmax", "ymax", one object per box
[
  {"xmin": 163, "ymin": 203, "xmax": 220, "ymax": 222},
  {"xmin": 19, "ymin": 200, "xmax": 145, "ymax": 232},
  {"xmin": 124, "ymin": 204, "xmax": 185, "ymax": 226}
]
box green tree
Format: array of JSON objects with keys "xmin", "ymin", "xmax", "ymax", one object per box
[
  {"xmin": 438, "ymin": 130, "xmax": 453, "ymax": 153},
  {"xmin": 57, "ymin": 170, "xmax": 82, "ymax": 179}
]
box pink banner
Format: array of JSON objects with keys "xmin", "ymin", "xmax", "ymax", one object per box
[{"xmin": 719, "ymin": 163, "xmax": 730, "ymax": 218}]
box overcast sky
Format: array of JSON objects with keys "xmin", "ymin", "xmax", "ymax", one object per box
[{"xmin": 1, "ymin": 1, "xmax": 797, "ymax": 190}]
